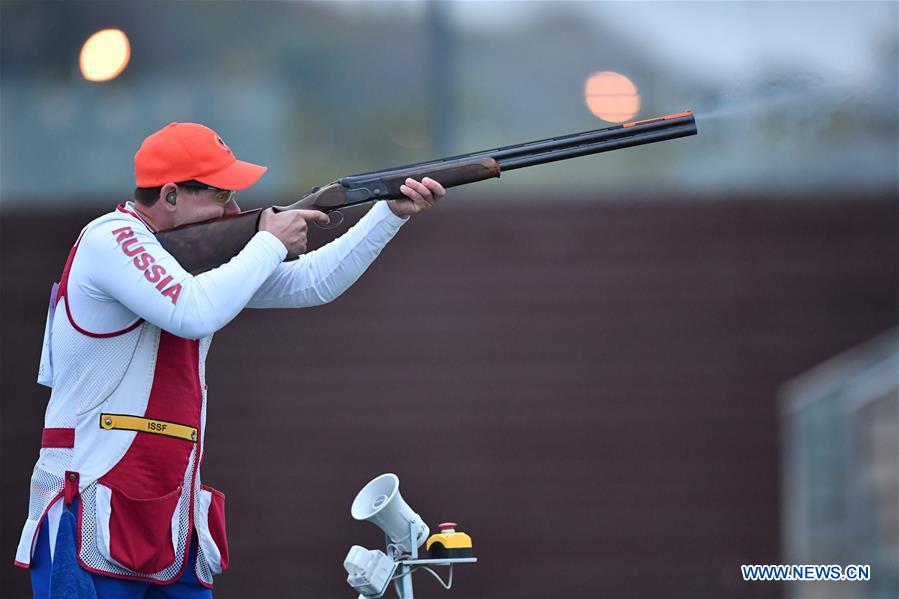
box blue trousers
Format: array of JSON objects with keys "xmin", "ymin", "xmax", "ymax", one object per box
[{"xmin": 30, "ymin": 500, "xmax": 212, "ymax": 599}]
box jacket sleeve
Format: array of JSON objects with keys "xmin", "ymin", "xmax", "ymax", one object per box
[
  {"xmin": 246, "ymin": 200, "xmax": 408, "ymax": 309},
  {"xmin": 76, "ymin": 217, "xmax": 288, "ymax": 339}
]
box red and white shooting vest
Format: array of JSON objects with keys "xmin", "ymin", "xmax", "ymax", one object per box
[
  {"xmin": 16, "ymin": 211, "xmax": 228, "ymax": 586},
  {"xmin": 14, "ymin": 200, "xmax": 406, "ymax": 585}
]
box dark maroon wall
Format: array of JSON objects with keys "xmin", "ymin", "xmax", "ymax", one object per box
[{"xmin": 2, "ymin": 196, "xmax": 897, "ymax": 598}]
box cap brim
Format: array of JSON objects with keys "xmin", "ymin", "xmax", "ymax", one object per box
[{"xmin": 196, "ymin": 159, "xmax": 267, "ymax": 191}]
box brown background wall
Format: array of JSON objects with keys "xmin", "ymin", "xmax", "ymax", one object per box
[{"xmin": 2, "ymin": 195, "xmax": 897, "ymax": 598}]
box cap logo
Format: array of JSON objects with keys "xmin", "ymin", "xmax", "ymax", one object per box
[{"xmin": 215, "ymin": 135, "xmax": 232, "ymax": 154}]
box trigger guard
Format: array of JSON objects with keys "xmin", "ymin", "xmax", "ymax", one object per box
[{"xmin": 315, "ymin": 210, "xmax": 344, "ymax": 230}]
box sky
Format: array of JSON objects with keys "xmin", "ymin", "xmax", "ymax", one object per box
[
  {"xmin": 1, "ymin": 0, "xmax": 895, "ymax": 201},
  {"xmin": 587, "ymin": 1, "xmax": 895, "ymax": 86},
  {"xmin": 332, "ymin": 0, "xmax": 896, "ymax": 87}
]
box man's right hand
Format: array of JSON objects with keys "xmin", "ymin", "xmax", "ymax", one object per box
[{"xmin": 259, "ymin": 208, "xmax": 330, "ymax": 258}]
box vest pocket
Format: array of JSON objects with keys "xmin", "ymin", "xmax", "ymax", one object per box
[
  {"xmin": 195, "ymin": 484, "xmax": 229, "ymax": 574},
  {"xmin": 95, "ymin": 481, "xmax": 182, "ymax": 574}
]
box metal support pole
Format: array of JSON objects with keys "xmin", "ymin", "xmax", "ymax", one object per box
[{"xmin": 392, "ymin": 520, "xmax": 420, "ymax": 599}]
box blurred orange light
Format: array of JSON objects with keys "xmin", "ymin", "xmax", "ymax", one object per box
[
  {"xmin": 80, "ymin": 29, "xmax": 131, "ymax": 82},
  {"xmin": 584, "ymin": 71, "xmax": 640, "ymax": 123}
]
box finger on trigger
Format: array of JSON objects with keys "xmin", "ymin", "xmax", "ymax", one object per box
[{"xmin": 296, "ymin": 209, "xmax": 330, "ymax": 224}]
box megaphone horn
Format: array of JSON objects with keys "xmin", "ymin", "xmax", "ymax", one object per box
[{"xmin": 351, "ymin": 473, "xmax": 429, "ymax": 554}]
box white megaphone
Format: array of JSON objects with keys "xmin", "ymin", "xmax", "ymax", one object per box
[{"xmin": 351, "ymin": 473, "xmax": 429, "ymax": 557}]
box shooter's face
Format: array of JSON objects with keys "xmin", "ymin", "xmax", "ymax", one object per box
[{"xmin": 174, "ymin": 189, "xmax": 241, "ymax": 227}]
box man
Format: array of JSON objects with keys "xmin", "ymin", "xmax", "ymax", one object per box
[{"xmin": 15, "ymin": 122, "xmax": 445, "ymax": 597}]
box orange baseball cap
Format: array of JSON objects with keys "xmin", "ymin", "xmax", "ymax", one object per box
[{"xmin": 134, "ymin": 122, "xmax": 267, "ymax": 190}]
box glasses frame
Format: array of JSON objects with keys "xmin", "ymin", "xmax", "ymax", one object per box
[{"xmin": 178, "ymin": 180, "xmax": 237, "ymax": 205}]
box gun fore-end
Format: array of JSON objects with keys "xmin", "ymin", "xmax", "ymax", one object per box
[
  {"xmin": 387, "ymin": 156, "xmax": 501, "ymax": 192},
  {"xmin": 334, "ymin": 156, "xmax": 501, "ymax": 205},
  {"xmin": 155, "ymin": 208, "xmax": 263, "ymax": 275}
]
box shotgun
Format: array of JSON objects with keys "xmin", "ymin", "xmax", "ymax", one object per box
[{"xmin": 156, "ymin": 111, "xmax": 697, "ymax": 274}]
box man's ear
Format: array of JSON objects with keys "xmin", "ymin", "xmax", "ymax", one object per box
[{"xmin": 160, "ymin": 183, "xmax": 178, "ymax": 210}]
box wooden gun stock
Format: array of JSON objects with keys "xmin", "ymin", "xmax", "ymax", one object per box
[{"xmin": 155, "ymin": 209, "xmax": 262, "ymax": 275}]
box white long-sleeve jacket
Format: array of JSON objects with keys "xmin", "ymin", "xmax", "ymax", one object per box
[{"xmin": 68, "ymin": 200, "xmax": 406, "ymax": 338}]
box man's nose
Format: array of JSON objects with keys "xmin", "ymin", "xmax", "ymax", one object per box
[{"xmin": 224, "ymin": 200, "xmax": 241, "ymax": 216}]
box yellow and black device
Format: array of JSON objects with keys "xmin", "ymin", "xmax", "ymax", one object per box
[{"xmin": 426, "ymin": 523, "xmax": 473, "ymax": 559}]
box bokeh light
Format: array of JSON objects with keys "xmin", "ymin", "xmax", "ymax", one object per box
[
  {"xmin": 584, "ymin": 71, "xmax": 640, "ymax": 123},
  {"xmin": 79, "ymin": 29, "xmax": 131, "ymax": 82}
]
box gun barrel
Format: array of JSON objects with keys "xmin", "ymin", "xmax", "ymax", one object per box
[
  {"xmin": 496, "ymin": 122, "xmax": 697, "ymax": 171},
  {"xmin": 489, "ymin": 111, "xmax": 695, "ymax": 165},
  {"xmin": 343, "ymin": 111, "xmax": 695, "ymax": 183}
]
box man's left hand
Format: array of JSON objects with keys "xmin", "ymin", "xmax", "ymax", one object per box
[{"xmin": 388, "ymin": 177, "xmax": 446, "ymax": 217}]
